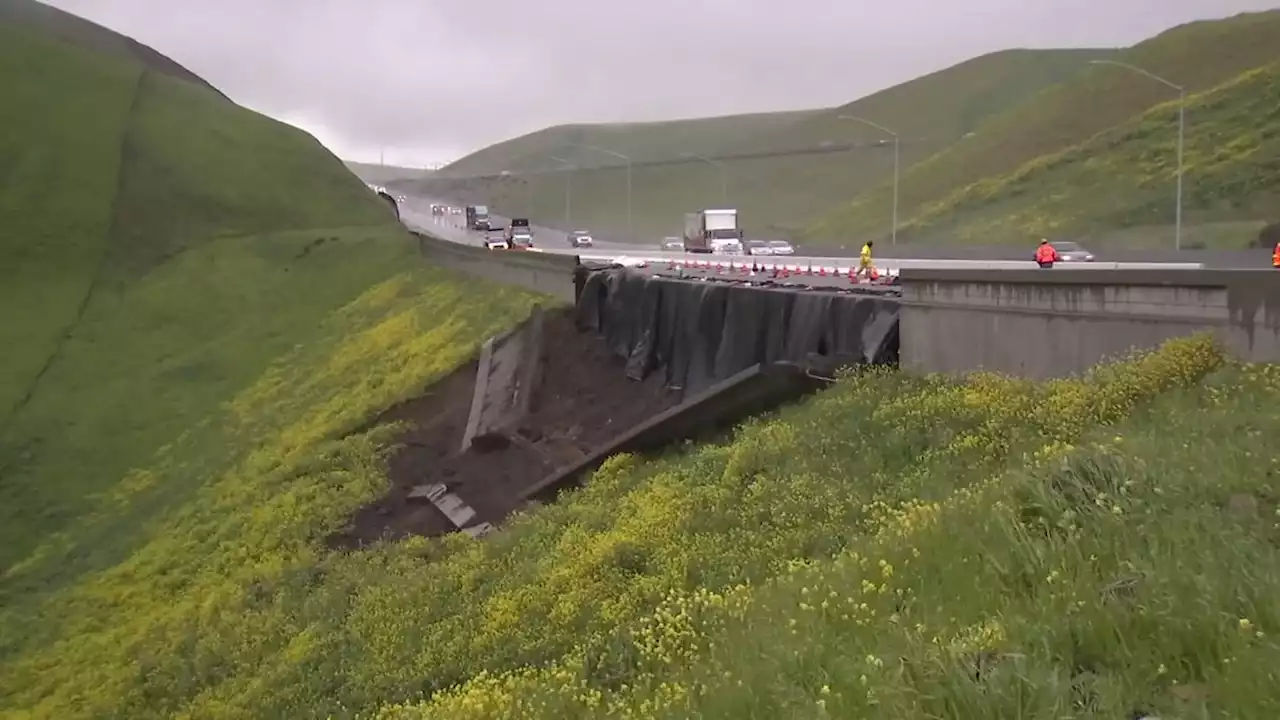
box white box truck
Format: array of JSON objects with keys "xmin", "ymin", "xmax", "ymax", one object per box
[{"xmin": 682, "ymin": 209, "xmax": 744, "ymax": 254}]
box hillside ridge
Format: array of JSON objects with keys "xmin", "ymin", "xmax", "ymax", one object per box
[{"xmin": 0, "ymin": 0, "xmax": 227, "ymax": 99}]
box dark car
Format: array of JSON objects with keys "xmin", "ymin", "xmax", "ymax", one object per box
[{"xmin": 1052, "ymin": 240, "xmax": 1095, "ymax": 262}]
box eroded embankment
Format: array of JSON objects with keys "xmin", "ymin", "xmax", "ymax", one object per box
[
  {"xmin": 329, "ymin": 306, "xmax": 680, "ymax": 547},
  {"xmin": 330, "ymin": 265, "xmax": 901, "ymax": 546}
]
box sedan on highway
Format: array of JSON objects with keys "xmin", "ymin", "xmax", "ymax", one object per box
[
  {"xmin": 569, "ymin": 230, "xmax": 594, "ymax": 248},
  {"xmin": 745, "ymin": 240, "xmax": 773, "ymax": 256},
  {"xmin": 661, "ymin": 237, "xmax": 684, "ymax": 252},
  {"xmin": 767, "ymin": 240, "xmax": 795, "ymax": 256},
  {"xmin": 483, "ymin": 228, "xmax": 510, "ymax": 250},
  {"xmin": 1053, "ymin": 240, "xmax": 1095, "ymax": 262}
]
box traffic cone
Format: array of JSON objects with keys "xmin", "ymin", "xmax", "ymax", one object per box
[{"xmin": 817, "ymin": 265, "xmax": 827, "ymax": 277}]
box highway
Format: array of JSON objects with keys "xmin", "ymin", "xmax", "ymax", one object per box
[{"xmin": 397, "ymin": 195, "xmax": 1208, "ymax": 278}]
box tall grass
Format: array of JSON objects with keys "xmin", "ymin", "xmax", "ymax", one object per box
[
  {"xmin": 3, "ymin": 328, "xmax": 1231, "ymax": 718},
  {"xmin": 380, "ymin": 338, "xmax": 1280, "ymax": 719}
]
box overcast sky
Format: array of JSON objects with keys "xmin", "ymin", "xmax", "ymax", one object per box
[{"xmin": 43, "ymin": 0, "xmax": 1279, "ymax": 166}]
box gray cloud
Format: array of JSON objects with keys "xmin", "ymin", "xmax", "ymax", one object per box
[{"xmin": 43, "ymin": 0, "xmax": 1280, "ymax": 165}]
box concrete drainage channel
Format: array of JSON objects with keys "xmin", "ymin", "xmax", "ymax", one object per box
[{"xmin": 328, "ymin": 263, "xmax": 901, "ymax": 548}]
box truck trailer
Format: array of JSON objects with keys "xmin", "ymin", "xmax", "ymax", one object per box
[
  {"xmin": 465, "ymin": 205, "xmax": 491, "ymax": 231},
  {"xmin": 683, "ymin": 209, "xmax": 743, "ymax": 254}
]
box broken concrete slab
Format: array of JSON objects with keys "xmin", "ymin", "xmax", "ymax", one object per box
[
  {"xmin": 462, "ymin": 306, "xmax": 547, "ymax": 453},
  {"xmin": 407, "ymin": 483, "xmax": 478, "ymax": 528}
]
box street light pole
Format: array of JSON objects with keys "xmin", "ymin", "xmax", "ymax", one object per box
[
  {"xmin": 569, "ymin": 142, "xmax": 632, "ymax": 239},
  {"xmin": 549, "ymin": 155, "xmax": 573, "ymax": 227},
  {"xmin": 1089, "ymin": 59, "xmax": 1186, "ymax": 251},
  {"xmin": 681, "ymin": 152, "xmax": 728, "ymax": 203},
  {"xmin": 837, "ymin": 114, "xmax": 900, "ymax": 245}
]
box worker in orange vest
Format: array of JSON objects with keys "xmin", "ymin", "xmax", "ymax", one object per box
[
  {"xmin": 1035, "ymin": 238, "xmax": 1059, "ymax": 269},
  {"xmin": 1273, "ymin": 241, "xmax": 1280, "ymax": 268}
]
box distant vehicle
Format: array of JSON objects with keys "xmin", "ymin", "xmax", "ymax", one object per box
[
  {"xmin": 503, "ymin": 218, "xmax": 534, "ymax": 249},
  {"xmin": 683, "ymin": 209, "xmax": 743, "ymax": 254},
  {"xmin": 431, "ymin": 204, "xmax": 445, "ymax": 216},
  {"xmin": 569, "ymin": 230, "xmax": 594, "ymax": 248},
  {"xmin": 661, "ymin": 237, "xmax": 684, "ymax": 251},
  {"xmin": 483, "ymin": 226, "xmax": 509, "ymax": 250},
  {"xmin": 745, "ymin": 240, "xmax": 772, "ymax": 256},
  {"xmin": 466, "ymin": 204, "xmax": 492, "ymax": 231},
  {"xmin": 505, "ymin": 218, "xmax": 531, "ymax": 240},
  {"xmin": 767, "ymin": 240, "xmax": 795, "ymax": 256},
  {"xmin": 1052, "ymin": 240, "xmax": 1095, "ymax": 262},
  {"xmin": 712, "ymin": 238, "xmax": 744, "ymax": 255}
]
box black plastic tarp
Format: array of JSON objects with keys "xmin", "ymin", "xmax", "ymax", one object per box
[{"xmin": 572, "ymin": 266, "xmax": 901, "ymax": 396}]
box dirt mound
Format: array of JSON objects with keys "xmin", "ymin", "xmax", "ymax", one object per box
[{"xmin": 329, "ymin": 307, "xmax": 679, "ymax": 549}]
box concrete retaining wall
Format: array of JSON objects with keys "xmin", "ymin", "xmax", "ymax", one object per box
[
  {"xmin": 461, "ymin": 307, "xmax": 546, "ymax": 452},
  {"xmin": 413, "ymin": 231, "xmax": 579, "ymax": 302},
  {"xmin": 900, "ymin": 268, "xmax": 1280, "ymax": 378}
]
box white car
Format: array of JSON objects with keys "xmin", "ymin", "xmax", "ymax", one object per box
[
  {"xmin": 711, "ymin": 238, "xmax": 744, "ymax": 255},
  {"xmin": 767, "ymin": 240, "xmax": 795, "ymax": 256}
]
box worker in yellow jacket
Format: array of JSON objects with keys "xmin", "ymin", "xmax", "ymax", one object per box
[{"xmin": 856, "ymin": 241, "xmax": 874, "ymax": 279}]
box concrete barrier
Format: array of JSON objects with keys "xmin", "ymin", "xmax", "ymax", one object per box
[
  {"xmin": 413, "ymin": 230, "xmax": 579, "ymax": 302},
  {"xmin": 461, "ymin": 307, "xmax": 546, "ymax": 452},
  {"xmin": 899, "ymin": 268, "xmax": 1280, "ymax": 378}
]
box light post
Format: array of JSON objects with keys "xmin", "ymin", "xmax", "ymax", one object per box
[
  {"xmin": 1090, "ymin": 59, "xmax": 1186, "ymax": 251},
  {"xmin": 680, "ymin": 152, "xmax": 728, "ymax": 203},
  {"xmin": 838, "ymin": 115, "xmax": 900, "ymax": 245},
  {"xmin": 569, "ymin": 142, "xmax": 632, "ymax": 238},
  {"xmin": 549, "ymin": 155, "xmax": 573, "ymax": 227}
]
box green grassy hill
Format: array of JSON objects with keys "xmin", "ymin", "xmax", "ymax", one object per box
[
  {"xmin": 408, "ymin": 49, "xmax": 1105, "ymax": 240},
  {"xmin": 346, "ymin": 160, "xmax": 435, "ymax": 185},
  {"xmin": 369, "ymin": 336, "xmax": 1279, "ymax": 719},
  {"xmin": 439, "ymin": 108, "xmax": 822, "ymax": 177},
  {"xmin": 882, "ymin": 62, "xmax": 1280, "ymax": 248},
  {"xmin": 0, "ymin": 0, "xmax": 226, "ymax": 97},
  {"xmin": 4, "ymin": 3, "xmax": 1277, "ymax": 718},
  {"xmin": 0, "ymin": 9, "xmax": 540, "ymax": 716},
  {"xmin": 809, "ymin": 9, "xmax": 1280, "ymax": 247}
]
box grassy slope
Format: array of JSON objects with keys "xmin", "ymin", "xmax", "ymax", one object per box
[
  {"xmin": 809, "ymin": 9, "xmax": 1280, "ymax": 245},
  {"xmin": 894, "ymin": 62, "xmax": 1280, "ymax": 248},
  {"xmin": 346, "ymin": 161, "xmax": 434, "ymax": 185},
  {"xmin": 440, "ymin": 109, "xmax": 822, "ymax": 177},
  {"xmin": 376, "ymin": 337, "xmax": 1279, "ymax": 719},
  {"xmin": 108, "ymin": 69, "xmax": 395, "ymax": 276},
  {"xmin": 10, "ymin": 330, "xmax": 1265, "ymax": 717},
  {"xmin": 0, "ymin": 0, "xmax": 225, "ymax": 96},
  {"xmin": 0, "ymin": 18, "xmax": 541, "ymax": 717},
  {"xmin": 411, "ymin": 50, "xmax": 1102, "ymax": 240},
  {"xmin": 0, "ymin": 34, "xmax": 404, "ymax": 571},
  {"xmin": 0, "ymin": 23, "xmax": 138, "ymax": 430}
]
